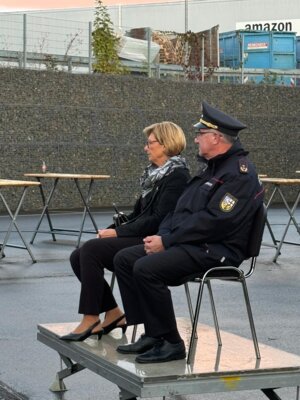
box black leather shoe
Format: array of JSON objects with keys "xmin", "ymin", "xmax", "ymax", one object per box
[
  {"xmin": 135, "ymin": 339, "xmax": 186, "ymax": 363},
  {"xmin": 117, "ymin": 334, "xmax": 161, "ymax": 354},
  {"xmin": 60, "ymin": 320, "xmax": 103, "ymax": 342},
  {"xmin": 102, "ymin": 314, "xmax": 127, "ymax": 335}
]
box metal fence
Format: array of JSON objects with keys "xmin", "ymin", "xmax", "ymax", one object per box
[
  {"xmin": 0, "ymin": 13, "xmax": 157, "ymax": 74},
  {"xmin": 1, "ymin": 12, "xmax": 300, "ymax": 84},
  {"xmin": 0, "ymin": 13, "xmax": 93, "ymax": 72}
]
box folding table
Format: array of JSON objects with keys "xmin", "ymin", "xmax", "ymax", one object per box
[
  {"xmin": 24, "ymin": 173, "xmax": 110, "ymax": 247},
  {"xmin": 260, "ymin": 177, "xmax": 300, "ymax": 262},
  {"xmin": 0, "ymin": 179, "xmax": 40, "ymax": 262}
]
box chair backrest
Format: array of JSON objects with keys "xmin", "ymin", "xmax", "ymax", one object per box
[
  {"xmin": 246, "ymin": 203, "xmax": 267, "ymax": 258},
  {"xmin": 173, "ymin": 202, "xmax": 267, "ymax": 285}
]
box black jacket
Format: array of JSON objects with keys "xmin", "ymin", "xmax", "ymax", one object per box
[
  {"xmin": 116, "ymin": 167, "xmax": 190, "ymax": 238},
  {"xmin": 159, "ymin": 141, "xmax": 264, "ymax": 266}
]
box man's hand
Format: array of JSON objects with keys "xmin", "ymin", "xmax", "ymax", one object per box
[
  {"xmin": 143, "ymin": 235, "xmax": 165, "ymax": 254},
  {"xmin": 97, "ymin": 229, "xmax": 117, "ymax": 238}
]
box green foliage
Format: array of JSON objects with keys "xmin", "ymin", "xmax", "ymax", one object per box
[
  {"xmin": 92, "ymin": 0, "xmax": 127, "ymax": 74},
  {"xmin": 260, "ymin": 70, "xmax": 278, "ymax": 85}
]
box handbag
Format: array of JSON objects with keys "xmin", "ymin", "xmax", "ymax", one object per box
[{"xmin": 112, "ymin": 203, "xmax": 129, "ymax": 227}]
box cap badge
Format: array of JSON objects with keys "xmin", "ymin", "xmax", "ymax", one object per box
[
  {"xmin": 220, "ymin": 193, "xmax": 238, "ymax": 212},
  {"xmin": 199, "ymin": 118, "xmax": 218, "ymax": 130}
]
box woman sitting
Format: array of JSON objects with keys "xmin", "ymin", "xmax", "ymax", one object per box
[{"xmin": 60, "ymin": 121, "xmax": 190, "ymax": 341}]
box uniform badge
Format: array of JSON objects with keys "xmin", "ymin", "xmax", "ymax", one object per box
[
  {"xmin": 220, "ymin": 193, "xmax": 238, "ymax": 212},
  {"xmin": 239, "ymin": 159, "xmax": 248, "ymax": 174}
]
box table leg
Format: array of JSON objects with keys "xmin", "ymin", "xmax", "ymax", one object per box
[
  {"xmin": 265, "ymin": 218, "xmax": 278, "ymax": 247},
  {"xmin": 263, "ymin": 187, "xmax": 279, "ymax": 249},
  {"xmin": 277, "ymin": 188, "xmax": 300, "ymax": 234},
  {"xmin": 36, "ymin": 177, "xmax": 56, "ymax": 242},
  {"xmin": 272, "ymin": 188, "xmax": 300, "ymax": 262},
  {"xmin": 74, "ymin": 178, "xmax": 98, "ymax": 247},
  {"xmin": 0, "ymin": 188, "xmax": 36, "ymax": 262},
  {"xmin": 30, "ymin": 178, "xmax": 59, "ymax": 244}
]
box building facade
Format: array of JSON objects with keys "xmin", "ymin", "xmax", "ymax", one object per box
[{"xmin": 1, "ymin": 0, "xmax": 299, "ymax": 34}]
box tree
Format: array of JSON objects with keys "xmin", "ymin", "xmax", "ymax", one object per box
[{"xmin": 92, "ymin": 0, "xmax": 127, "ymax": 74}]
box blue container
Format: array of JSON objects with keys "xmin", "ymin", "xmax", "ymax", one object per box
[
  {"xmin": 219, "ymin": 30, "xmax": 296, "ymax": 85},
  {"xmin": 297, "ymin": 36, "xmax": 300, "ymax": 69}
]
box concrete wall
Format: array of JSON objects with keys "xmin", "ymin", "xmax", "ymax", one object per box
[{"xmin": 0, "ymin": 68, "xmax": 299, "ymax": 213}]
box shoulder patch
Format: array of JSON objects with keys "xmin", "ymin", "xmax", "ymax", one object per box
[
  {"xmin": 239, "ymin": 158, "xmax": 248, "ymax": 174},
  {"xmin": 220, "ymin": 193, "xmax": 238, "ymax": 212}
]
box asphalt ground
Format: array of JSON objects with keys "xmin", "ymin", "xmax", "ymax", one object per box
[{"xmin": 0, "ymin": 208, "xmax": 299, "ymax": 400}]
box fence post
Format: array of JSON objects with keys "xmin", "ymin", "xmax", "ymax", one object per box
[
  {"xmin": 118, "ymin": 4, "xmax": 122, "ymax": 29},
  {"xmin": 147, "ymin": 27, "xmax": 152, "ymax": 78},
  {"xmin": 88, "ymin": 21, "xmax": 92, "ymax": 74},
  {"xmin": 23, "ymin": 13, "xmax": 27, "ymax": 68},
  {"xmin": 184, "ymin": 0, "xmax": 188, "ymax": 33},
  {"xmin": 201, "ymin": 34, "xmax": 205, "ymax": 81},
  {"xmin": 241, "ymin": 33, "xmax": 245, "ymax": 84},
  {"xmin": 156, "ymin": 63, "xmax": 160, "ymax": 79},
  {"xmin": 67, "ymin": 57, "xmax": 72, "ymax": 72}
]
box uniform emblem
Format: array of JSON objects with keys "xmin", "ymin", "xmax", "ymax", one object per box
[
  {"xmin": 220, "ymin": 193, "xmax": 238, "ymax": 212},
  {"xmin": 239, "ymin": 159, "xmax": 248, "ymax": 174}
]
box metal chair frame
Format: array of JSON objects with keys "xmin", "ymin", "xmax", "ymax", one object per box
[
  {"xmin": 110, "ymin": 272, "xmax": 138, "ymax": 343},
  {"xmin": 183, "ymin": 203, "xmax": 267, "ymax": 364},
  {"xmin": 110, "ymin": 204, "xmax": 267, "ymax": 360}
]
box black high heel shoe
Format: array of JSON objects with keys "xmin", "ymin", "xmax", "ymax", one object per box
[
  {"xmin": 102, "ymin": 314, "xmax": 127, "ymax": 335},
  {"xmin": 60, "ymin": 320, "xmax": 103, "ymax": 342}
]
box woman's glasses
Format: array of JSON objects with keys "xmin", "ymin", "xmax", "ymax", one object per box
[{"xmin": 145, "ymin": 140, "xmax": 159, "ymax": 147}]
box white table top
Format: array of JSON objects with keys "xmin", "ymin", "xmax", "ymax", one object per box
[
  {"xmin": 0, "ymin": 179, "xmax": 40, "ymax": 187},
  {"xmin": 24, "ymin": 173, "xmax": 110, "ymax": 180},
  {"xmin": 260, "ymin": 177, "xmax": 300, "ymax": 185}
]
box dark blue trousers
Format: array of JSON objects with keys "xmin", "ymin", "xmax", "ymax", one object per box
[{"xmin": 114, "ymin": 244, "xmax": 219, "ymax": 339}]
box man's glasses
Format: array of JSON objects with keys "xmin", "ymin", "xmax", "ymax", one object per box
[
  {"xmin": 196, "ymin": 130, "xmax": 221, "ymax": 137},
  {"xmin": 196, "ymin": 130, "xmax": 213, "ymax": 136}
]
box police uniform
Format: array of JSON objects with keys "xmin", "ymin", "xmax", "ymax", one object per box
[{"xmin": 114, "ymin": 102, "xmax": 264, "ymax": 360}]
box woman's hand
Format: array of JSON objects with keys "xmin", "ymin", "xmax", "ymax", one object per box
[{"xmin": 97, "ymin": 229, "xmax": 117, "ymax": 238}]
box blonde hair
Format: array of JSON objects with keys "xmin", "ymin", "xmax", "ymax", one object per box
[{"xmin": 143, "ymin": 121, "xmax": 186, "ymax": 156}]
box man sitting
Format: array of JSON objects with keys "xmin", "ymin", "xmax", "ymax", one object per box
[{"xmin": 114, "ymin": 101, "xmax": 264, "ymax": 363}]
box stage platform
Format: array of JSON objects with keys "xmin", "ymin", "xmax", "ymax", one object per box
[{"xmin": 37, "ymin": 318, "xmax": 300, "ymax": 400}]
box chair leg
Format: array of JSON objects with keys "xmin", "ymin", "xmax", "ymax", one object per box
[
  {"xmin": 184, "ymin": 283, "xmax": 194, "ymax": 324},
  {"xmin": 110, "ymin": 272, "xmax": 137, "ymax": 343},
  {"xmin": 110, "ymin": 272, "xmax": 116, "ymax": 292},
  {"xmin": 240, "ymin": 279, "xmax": 261, "ymax": 359},
  {"xmin": 184, "ymin": 283, "xmax": 198, "ymax": 339},
  {"xmin": 187, "ymin": 281, "xmax": 205, "ymax": 364},
  {"xmin": 131, "ymin": 325, "xmax": 137, "ymax": 343},
  {"xmin": 206, "ymin": 281, "xmax": 222, "ymax": 346}
]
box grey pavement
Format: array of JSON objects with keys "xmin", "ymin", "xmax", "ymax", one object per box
[{"xmin": 0, "ymin": 208, "xmax": 299, "ymax": 400}]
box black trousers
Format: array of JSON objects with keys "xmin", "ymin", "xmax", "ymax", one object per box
[
  {"xmin": 114, "ymin": 244, "xmax": 220, "ymax": 339},
  {"xmin": 70, "ymin": 237, "xmax": 143, "ymax": 315}
]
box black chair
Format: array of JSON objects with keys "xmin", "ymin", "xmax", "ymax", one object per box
[{"xmin": 182, "ymin": 203, "xmax": 267, "ymax": 364}]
